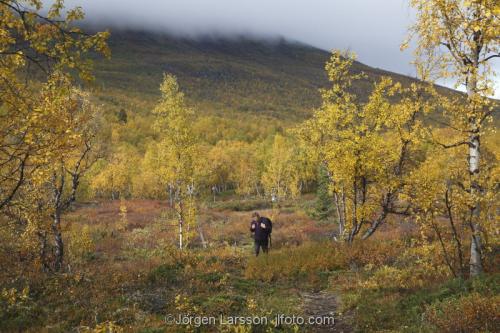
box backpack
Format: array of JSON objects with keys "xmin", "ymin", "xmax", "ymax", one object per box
[{"xmin": 260, "ymin": 217, "xmax": 272, "ymax": 235}]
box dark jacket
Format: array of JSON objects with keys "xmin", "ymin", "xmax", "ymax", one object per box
[{"xmin": 250, "ymin": 217, "xmax": 272, "ymax": 241}]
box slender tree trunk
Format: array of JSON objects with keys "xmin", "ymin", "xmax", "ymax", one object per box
[
  {"xmin": 178, "ymin": 199, "xmax": 184, "ymax": 250},
  {"xmin": 469, "ymin": 131, "xmax": 483, "ymax": 276},
  {"xmin": 445, "ymin": 187, "xmax": 466, "ymax": 278},
  {"xmin": 52, "ymin": 210, "xmax": 64, "ymax": 271},
  {"xmin": 362, "ymin": 193, "xmax": 392, "ymax": 240},
  {"xmin": 333, "ymin": 192, "xmax": 345, "ymax": 240},
  {"xmin": 37, "ymin": 231, "xmax": 50, "ymax": 272},
  {"xmin": 169, "ymin": 185, "xmax": 174, "ymax": 208},
  {"xmin": 362, "ymin": 209, "xmax": 389, "ymax": 240},
  {"xmin": 430, "ymin": 217, "xmax": 457, "ymax": 278},
  {"xmin": 178, "ymin": 217, "xmax": 183, "ymax": 250},
  {"xmin": 467, "ymin": 65, "xmax": 483, "ymax": 277},
  {"xmin": 198, "ymin": 221, "xmax": 207, "ymax": 249},
  {"xmin": 469, "ymin": 129, "xmax": 482, "ymax": 277}
]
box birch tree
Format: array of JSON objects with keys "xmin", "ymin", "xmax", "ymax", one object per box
[
  {"xmin": 6, "ymin": 75, "xmax": 101, "ymax": 272},
  {"xmin": 405, "ymin": 0, "xmax": 499, "ymax": 276},
  {"xmin": 261, "ymin": 134, "xmax": 302, "ymax": 200},
  {"xmin": 45, "ymin": 89, "xmax": 101, "ymax": 271},
  {"xmin": 152, "ymin": 74, "xmax": 200, "ymax": 250},
  {"xmin": 0, "ymin": 0, "xmax": 109, "ymax": 211},
  {"xmin": 298, "ymin": 51, "xmax": 432, "ymax": 242}
]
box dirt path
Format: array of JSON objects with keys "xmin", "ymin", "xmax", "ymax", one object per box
[{"xmin": 300, "ymin": 291, "xmax": 352, "ymax": 332}]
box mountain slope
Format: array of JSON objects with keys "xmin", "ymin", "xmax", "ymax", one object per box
[{"xmin": 92, "ymin": 29, "xmax": 434, "ymax": 123}]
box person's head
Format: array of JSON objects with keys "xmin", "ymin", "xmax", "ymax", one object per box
[{"xmin": 251, "ymin": 212, "xmax": 260, "ymax": 222}]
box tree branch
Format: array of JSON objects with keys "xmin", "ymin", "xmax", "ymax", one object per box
[{"xmin": 480, "ymin": 53, "xmax": 499, "ymax": 63}]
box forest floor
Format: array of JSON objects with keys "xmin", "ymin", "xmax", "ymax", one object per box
[
  {"xmin": 69, "ymin": 198, "xmax": 353, "ymax": 332},
  {"xmin": 1, "ymin": 197, "xmax": 498, "ymax": 332}
]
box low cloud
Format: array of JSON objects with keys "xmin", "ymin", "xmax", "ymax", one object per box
[{"xmin": 47, "ymin": 0, "xmax": 498, "ymax": 97}]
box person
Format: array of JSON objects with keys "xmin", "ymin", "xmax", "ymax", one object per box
[{"xmin": 250, "ymin": 212, "xmax": 272, "ymax": 256}]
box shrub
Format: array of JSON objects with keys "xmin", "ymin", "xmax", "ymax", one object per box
[
  {"xmin": 343, "ymin": 239, "xmax": 406, "ymax": 268},
  {"xmin": 425, "ymin": 293, "xmax": 500, "ymax": 333},
  {"xmin": 0, "ymin": 286, "xmax": 37, "ymax": 331},
  {"xmin": 244, "ymin": 242, "xmax": 344, "ymax": 283},
  {"xmin": 344, "ymin": 274, "xmax": 500, "ymax": 332},
  {"xmin": 244, "ymin": 239, "xmax": 407, "ymax": 284},
  {"xmin": 68, "ymin": 224, "xmax": 95, "ymax": 264},
  {"xmin": 362, "ymin": 264, "xmax": 449, "ymax": 291},
  {"xmin": 148, "ymin": 262, "xmax": 184, "ymax": 284}
]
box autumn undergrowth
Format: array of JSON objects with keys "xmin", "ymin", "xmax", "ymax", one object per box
[
  {"xmin": 1, "ymin": 200, "xmax": 498, "ymax": 332},
  {"xmin": 246, "ymin": 236, "xmax": 499, "ymax": 332}
]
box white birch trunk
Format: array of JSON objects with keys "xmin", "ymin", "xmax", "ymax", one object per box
[
  {"xmin": 179, "ymin": 218, "xmax": 183, "ymax": 250},
  {"xmin": 468, "ymin": 131, "xmax": 482, "ymax": 276},
  {"xmin": 467, "ymin": 66, "xmax": 483, "ymax": 277}
]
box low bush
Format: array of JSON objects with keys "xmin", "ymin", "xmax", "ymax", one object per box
[
  {"xmin": 344, "ymin": 239, "xmax": 406, "ymax": 268},
  {"xmin": 0, "ymin": 286, "xmax": 39, "ymax": 332},
  {"xmin": 425, "ymin": 293, "xmax": 500, "ymax": 332},
  {"xmin": 244, "ymin": 239, "xmax": 408, "ymax": 285},
  {"xmin": 343, "ymin": 273, "xmax": 500, "ymax": 332},
  {"xmin": 147, "ymin": 262, "xmax": 184, "ymax": 284},
  {"xmin": 244, "ymin": 242, "xmax": 343, "ymax": 284}
]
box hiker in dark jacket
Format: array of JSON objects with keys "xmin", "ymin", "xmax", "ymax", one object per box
[{"xmin": 250, "ymin": 212, "xmax": 272, "ymax": 256}]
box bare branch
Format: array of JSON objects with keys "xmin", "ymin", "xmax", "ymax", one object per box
[
  {"xmin": 436, "ymin": 140, "xmax": 473, "ymax": 149},
  {"xmin": 480, "ymin": 53, "xmax": 500, "ymax": 63}
]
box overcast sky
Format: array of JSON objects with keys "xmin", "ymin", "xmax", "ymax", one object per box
[{"xmin": 58, "ymin": 0, "xmax": 499, "ymax": 97}]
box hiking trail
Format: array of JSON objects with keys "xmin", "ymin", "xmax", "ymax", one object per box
[{"xmin": 300, "ymin": 291, "xmax": 352, "ymax": 332}]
